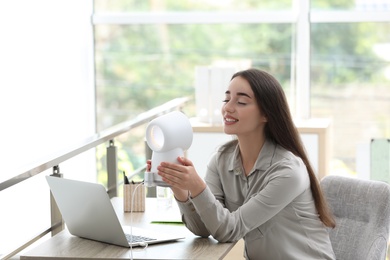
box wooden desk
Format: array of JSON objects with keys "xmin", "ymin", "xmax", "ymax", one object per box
[{"xmin": 20, "ymin": 198, "xmax": 235, "ymax": 260}]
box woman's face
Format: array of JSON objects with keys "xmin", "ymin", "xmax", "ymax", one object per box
[{"xmin": 221, "ymin": 76, "xmax": 267, "ymax": 138}]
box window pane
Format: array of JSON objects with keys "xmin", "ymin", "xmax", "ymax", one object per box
[
  {"xmin": 95, "ymin": 23, "xmax": 293, "ymax": 130},
  {"xmin": 94, "ymin": 0, "xmax": 292, "ymax": 13},
  {"xmin": 311, "ymin": 22, "xmax": 390, "ymax": 175}
]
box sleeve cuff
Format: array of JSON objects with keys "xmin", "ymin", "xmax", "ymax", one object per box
[{"xmin": 190, "ymin": 186, "xmax": 216, "ymax": 214}]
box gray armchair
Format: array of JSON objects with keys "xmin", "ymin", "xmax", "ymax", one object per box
[{"xmin": 320, "ymin": 175, "xmax": 390, "ymax": 260}]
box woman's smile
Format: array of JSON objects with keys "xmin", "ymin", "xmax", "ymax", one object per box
[{"xmin": 224, "ymin": 115, "xmax": 238, "ymax": 125}]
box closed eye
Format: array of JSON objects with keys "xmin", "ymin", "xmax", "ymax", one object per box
[{"xmin": 222, "ymin": 99, "xmax": 247, "ymax": 105}]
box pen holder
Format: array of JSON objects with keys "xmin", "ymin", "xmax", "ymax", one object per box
[{"xmin": 124, "ymin": 183, "xmax": 145, "ymax": 212}]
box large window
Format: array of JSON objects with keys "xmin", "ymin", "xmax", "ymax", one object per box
[
  {"xmin": 93, "ymin": 0, "xmax": 390, "ymax": 179},
  {"xmin": 311, "ymin": 22, "xmax": 390, "ymax": 172}
]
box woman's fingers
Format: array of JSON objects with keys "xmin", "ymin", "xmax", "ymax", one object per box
[
  {"xmin": 146, "ymin": 159, "xmax": 152, "ymax": 171},
  {"xmin": 177, "ymin": 156, "xmax": 193, "ymax": 166}
]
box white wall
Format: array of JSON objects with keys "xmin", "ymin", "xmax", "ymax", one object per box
[{"xmin": 0, "ymin": 0, "xmax": 95, "ymax": 255}]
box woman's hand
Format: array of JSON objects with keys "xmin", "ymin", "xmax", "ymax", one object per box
[
  {"xmin": 157, "ymin": 156, "xmax": 206, "ymax": 199},
  {"xmin": 146, "ymin": 159, "xmax": 151, "ymax": 172}
]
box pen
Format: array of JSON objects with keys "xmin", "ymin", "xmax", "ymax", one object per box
[{"xmin": 123, "ymin": 171, "xmax": 130, "ymax": 184}]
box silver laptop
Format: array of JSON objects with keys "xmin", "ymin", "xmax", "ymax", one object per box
[{"xmin": 45, "ymin": 176, "xmax": 184, "ymax": 247}]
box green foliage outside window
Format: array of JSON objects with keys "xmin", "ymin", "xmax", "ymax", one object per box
[{"xmin": 94, "ymin": 0, "xmax": 390, "ymax": 178}]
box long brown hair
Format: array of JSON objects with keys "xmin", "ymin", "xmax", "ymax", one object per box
[{"xmin": 231, "ymin": 68, "xmax": 335, "ymax": 228}]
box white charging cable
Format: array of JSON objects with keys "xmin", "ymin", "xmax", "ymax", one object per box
[{"xmin": 129, "ymin": 181, "xmax": 147, "ymax": 260}]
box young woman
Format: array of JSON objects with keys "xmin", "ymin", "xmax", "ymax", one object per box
[{"xmin": 152, "ymin": 68, "xmax": 336, "ymax": 259}]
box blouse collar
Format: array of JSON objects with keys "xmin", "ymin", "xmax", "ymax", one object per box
[{"xmin": 228, "ymin": 139, "xmax": 276, "ymax": 175}]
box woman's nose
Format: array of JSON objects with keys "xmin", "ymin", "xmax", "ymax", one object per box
[{"xmin": 223, "ymin": 101, "xmax": 234, "ymax": 113}]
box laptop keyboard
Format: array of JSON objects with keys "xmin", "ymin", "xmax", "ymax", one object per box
[{"xmin": 125, "ymin": 233, "xmax": 157, "ymax": 243}]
